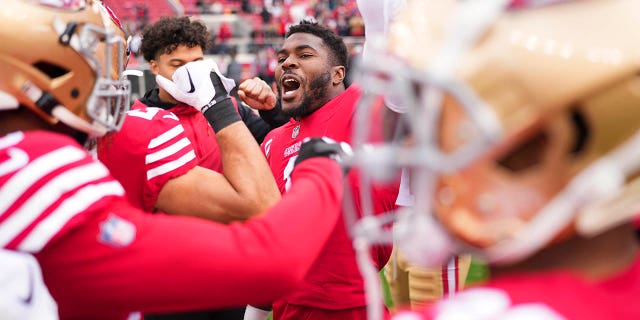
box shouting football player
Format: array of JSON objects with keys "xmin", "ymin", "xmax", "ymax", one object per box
[{"xmin": 244, "ymin": 20, "xmax": 401, "ymax": 320}]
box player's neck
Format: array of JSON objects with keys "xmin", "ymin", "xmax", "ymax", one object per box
[
  {"xmin": 0, "ymin": 108, "xmax": 49, "ymax": 135},
  {"xmin": 158, "ymin": 88, "xmax": 179, "ymax": 105},
  {"xmin": 491, "ymin": 223, "xmax": 639, "ymax": 281}
]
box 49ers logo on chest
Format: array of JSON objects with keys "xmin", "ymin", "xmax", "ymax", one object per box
[{"xmin": 292, "ymin": 125, "xmax": 300, "ymax": 139}]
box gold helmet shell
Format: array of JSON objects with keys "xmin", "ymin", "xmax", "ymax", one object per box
[{"xmin": 0, "ymin": 0, "xmax": 130, "ymax": 137}]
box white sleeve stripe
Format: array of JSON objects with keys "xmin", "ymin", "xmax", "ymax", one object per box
[
  {"xmin": 0, "ymin": 131, "xmax": 23, "ymax": 150},
  {"xmin": 0, "ymin": 161, "xmax": 110, "ymax": 248},
  {"xmin": 0, "ymin": 146, "xmax": 86, "ymax": 215},
  {"xmin": 145, "ymin": 137, "xmax": 192, "ymax": 164},
  {"xmin": 148, "ymin": 124, "xmax": 185, "ymax": 149},
  {"xmin": 447, "ymin": 256, "xmax": 458, "ymax": 296},
  {"xmin": 0, "ymin": 148, "xmax": 28, "ymax": 177},
  {"xmin": 18, "ymin": 181, "xmax": 125, "ymax": 253},
  {"xmin": 146, "ymin": 150, "xmax": 196, "ymax": 180}
]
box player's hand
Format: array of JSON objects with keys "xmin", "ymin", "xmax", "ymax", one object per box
[
  {"xmin": 156, "ymin": 59, "xmax": 236, "ymax": 112},
  {"xmin": 294, "ymin": 137, "xmax": 353, "ymax": 172},
  {"xmin": 238, "ymin": 77, "xmax": 277, "ymax": 111}
]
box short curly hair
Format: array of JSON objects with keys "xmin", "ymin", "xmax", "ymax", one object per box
[
  {"xmin": 140, "ymin": 17, "xmax": 212, "ymax": 62},
  {"xmin": 286, "ymin": 20, "xmax": 348, "ymax": 70}
]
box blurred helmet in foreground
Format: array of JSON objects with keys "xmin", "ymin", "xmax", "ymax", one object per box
[
  {"xmin": 0, "ymin": 0, "xmax": 130, "ymax": 138},
  {"xmin": 352, "ymin": 0, "xmax": 640, "ymax": 267}
]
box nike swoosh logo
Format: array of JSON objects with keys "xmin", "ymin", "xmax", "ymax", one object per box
[
  {"xmin": 186, "ymin": 69, "xmax": 196, "ymax": 93},
  {"xmin": 20, "ymin": 263, "xmax": 34, "ymax": 305}
]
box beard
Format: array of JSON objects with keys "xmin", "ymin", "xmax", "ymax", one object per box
[{"xmin": 279, "ymin": 71, "xmax": 332, "ymax": 119}]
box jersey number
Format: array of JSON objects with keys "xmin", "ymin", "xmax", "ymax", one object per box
[
  {"xmin": 127, "ymin": 108, "xmax": 160, "ymax": 121},
  {"xmin": 283, "ymin": 156, "xmax": 298, "ymax": 192}
]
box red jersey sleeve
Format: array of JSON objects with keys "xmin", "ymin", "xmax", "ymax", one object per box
[
  {"xmin": 33, "ymin": 156, "xmax": 345, "ymax": 318},
  {"xmin": 0, "ymin": 131, "xmax": 125, "ymax": 253},
  {"xmin": 97, "ymin": 106, "xmax": 198, "ymax": 212},
  {"xmin": 2, "ymin": 130, "xmax": 348, "ymax": 319}
]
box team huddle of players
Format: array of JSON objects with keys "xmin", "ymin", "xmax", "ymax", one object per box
[{"xmin": 2, "ymin": 0, "xmax": 640, "ymax": 320}]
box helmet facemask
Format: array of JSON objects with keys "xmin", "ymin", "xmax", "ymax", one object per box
[
  {"xmin": 50, "ymin": 3, "xmax": 131, "ymax": 137},
  {"xmin": 81, "ymin": 23, "xmax": 130, "ymax": 134}
]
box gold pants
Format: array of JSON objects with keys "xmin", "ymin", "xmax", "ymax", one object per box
[{"xmin": 384, "ymin": 250, "xmax": 471, "ymax": 311}]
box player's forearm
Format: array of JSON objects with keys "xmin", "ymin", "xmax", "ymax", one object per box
[
  {"xmin": 224, "ymin": 158, "xmax": 344, "ymax": 303},
  {"xmin": 216, "ymin": 121, "xmax": 281, "ymax": 216},
  {"xmin": 122, "ymin": 159, "xmax": 344, "ymax": 312},
  {"xmin": 199, "ymin": 84, "xmax": 280, "ymax": 218}
]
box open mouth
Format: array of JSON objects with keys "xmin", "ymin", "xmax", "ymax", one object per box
[{"xmin": 281, "ymin": 75, "xmax": 301, "ymax": 100}]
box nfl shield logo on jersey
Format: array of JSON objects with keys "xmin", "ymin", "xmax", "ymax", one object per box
[
  {"xmin": 98, "ymin": 214, "xmax": 136, "ymax": 247},
  {"xmin": 292, "ymin": 125, "xmax": 300, "ymax": 139}
]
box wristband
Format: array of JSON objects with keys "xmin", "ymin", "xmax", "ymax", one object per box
[{"xmin": 202, "ymin": 97, "xmax": 241, "ymax": 132}]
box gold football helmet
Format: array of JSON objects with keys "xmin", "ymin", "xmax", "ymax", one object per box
[
  {"xmin": 351, "ymin": 0, "xmax": 640, "ymax": 281},
  {"xmin": 0, "ymin": 0, "xmax": 130, "ymax": 137}
]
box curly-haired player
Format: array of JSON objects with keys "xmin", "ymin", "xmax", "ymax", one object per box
[{"xmin": 98, "ymin": 15, "xmax": 290, "ymax": 320}]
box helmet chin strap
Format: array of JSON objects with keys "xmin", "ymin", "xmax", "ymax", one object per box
[
  {"xmin": 576, "ymin": 129, "xmax": 640, "ymax": 235},
  {"xmin": 51, "ymin": 105, "xmax": 108, "ymax": 138},
  {"xmin": 20, "ymin": 79, "xmax": 109, "ymax": 139},
  {"xmin": 0, "ymin": 91, "xmax": 19, "ymax": 111}
]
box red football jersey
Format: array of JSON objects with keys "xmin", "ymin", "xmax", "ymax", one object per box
[
  {"xmin": 97, "ymin": 102, "xmax": 219, "ymax": 212},
  {"xmin": 261, "ymin": 84, "xmax": 399, "ymax": 315},
  {"xmin": 2, "ymin": 130, "xmax": 345, "ymax": 320},
  {"xmin": 0, "ymin": 131, "xmax": 124, "ymax": 253},
  {"xmin": 159, "ymin": 102, "xmax": 222, "ymax": 171},
  {"xmin": 394, "ymin": 255, "xmax": 640, "ymax": 319}
]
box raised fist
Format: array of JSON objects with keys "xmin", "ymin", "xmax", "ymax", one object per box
[{"xmin": 238, "ymin": 77, "xmax": 277, "ymax": 111}]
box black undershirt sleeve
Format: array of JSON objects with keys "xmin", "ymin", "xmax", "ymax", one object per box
[{"xmin": 239, "ymin": 100, "xmax": 289, "ymax": 144}]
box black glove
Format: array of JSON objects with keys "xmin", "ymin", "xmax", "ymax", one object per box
[{"xmin": 294, "ymin": 137, "xmax": 353, "ymax": 172}]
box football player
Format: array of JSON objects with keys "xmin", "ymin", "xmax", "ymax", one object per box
[
  {"xmin": 244, "ymin": 20, "xmax": 401, "ymax": 320},
  {"xmin": 0, "ymin": 1, "xmax": 349, "ymax": 319},
  {"xmin": 97, "ymin": 16, "xmax": 282, "ymax": 223},
  {"xmin": 97, "ymin": 17, "xmax": 287, "ymax": 319},
  {"xmin": 351, "ymin": 0, "xmax": 640, "ymax": 319}
]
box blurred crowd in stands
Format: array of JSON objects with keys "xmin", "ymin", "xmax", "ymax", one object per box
[
  {"xmin": 105, "ymin": 0, "xmax": 365, "ymax": 94},
  {"xmin": 194, "ymin": 0, "xmax": 364, "ymax": 38}
]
